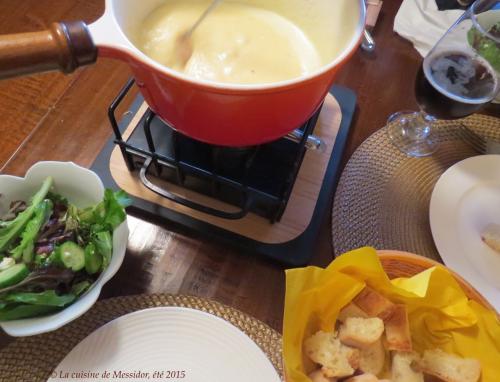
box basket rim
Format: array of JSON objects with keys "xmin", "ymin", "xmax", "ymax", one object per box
[{"xmin": 377, "ymin": 250, "xmax": 497, "ymax": 314}]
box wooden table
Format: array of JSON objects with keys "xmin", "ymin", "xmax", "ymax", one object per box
[{"xmin": 0, "ymin": 0, "xmax": 494, "ymax": 345}]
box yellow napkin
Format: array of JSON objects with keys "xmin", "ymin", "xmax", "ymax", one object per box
[{"xmin": 283, "ymin": 247, "xmax": 500, "ymax": 382}]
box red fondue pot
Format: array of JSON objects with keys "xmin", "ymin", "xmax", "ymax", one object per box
[{"xmin": 0, "ymin": 0, "xmax": 365, "ymax": 146}]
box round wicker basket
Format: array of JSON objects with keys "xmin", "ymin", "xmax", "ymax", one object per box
[{"xmin": 284, "ymin": 250, "xmax": 497, "ymax": 381}]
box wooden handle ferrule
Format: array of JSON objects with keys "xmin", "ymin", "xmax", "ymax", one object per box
[{"xmin": 0, "ymin": 21, "xmax": 97, "ymax": 80}]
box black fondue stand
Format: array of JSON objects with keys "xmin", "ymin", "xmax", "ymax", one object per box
[{"xmin": 92, "ymin": 79, "xmax": 356, "ymax": 266}]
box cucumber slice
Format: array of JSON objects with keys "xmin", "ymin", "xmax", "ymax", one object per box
[
  {"xmin": 0, "ymin": 263, "xmax": 29, "ymax": 288},
  {"xmin": 84, "ymin": 243, "xmax": 102, "ymax": 275},
  {"xmin": 59, "ymin": 242, "xmax": 85, "ymax": 272}
]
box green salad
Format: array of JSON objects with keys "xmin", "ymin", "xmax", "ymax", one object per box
[
  {"xmin": 0, "ymin": 177, "xmax": 130, "ymax": 320},
  {"xmin": 468, "ymin": 21, "xmax": 500, "ymax": 72}
]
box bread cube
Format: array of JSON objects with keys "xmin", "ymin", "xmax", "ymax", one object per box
[
  {"xmin": 417, "ymin": 349, "xmax": 481, "ymax": 382},
  {"xmin": 303, "ymin": 330, "xmax": 358, "ymax": 378},
  {"xmin": 359, "ymin": 338, "xmax": 385, "ymax": 375},
  {"xmin": 308, "ymin": 369, "xmax": 337, "ymax": 382},
  {"xmin": 353, "ymin": 287, "xmax": 396, "ymax": 321},
  {"xmin": 481, "ymin": 223, "xmax": 500, "ymax": 253},
  {"xmin": 392, "ymin": 351, "xmax": 424, "ymax": 382},
  {"xmin": 338, "ymin": 302, "xmax": 369, "ymax": 323},
  {"xmin": 385, "ymin": 304, "xmax": 412, "ymax": 352},
  {"xmin": 339, "ymin": 317, "xmax": 384, "ymax": 348},
  {"xmin": 344, "ymin": 374, "xmax": 379, "ymax": 382}
]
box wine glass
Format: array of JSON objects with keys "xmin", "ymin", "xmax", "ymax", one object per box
[{"xmin": 387, "ymin": 0, "xmax": 500, "ymax": 157}]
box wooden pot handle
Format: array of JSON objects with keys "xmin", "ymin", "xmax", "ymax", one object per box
[{"xmin": 0, "ymin": 21, "xmax": 97, "ymax": 80}]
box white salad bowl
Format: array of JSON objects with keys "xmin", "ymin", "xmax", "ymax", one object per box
[{"xmin": 0, "ymin": 161, "xmax": 128, "ymax": 336}]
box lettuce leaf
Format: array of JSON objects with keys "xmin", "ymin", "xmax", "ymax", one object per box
[
  {"xmin": 468, "ymin": 22, "xmax": 500, "ymax": 72},
  {"xmin": 5, "ymin": 290, "xmax": 75, "ymax": 307},
  {"xmin": 76, "ymin": 189, "xmax": 131, "ymax": 231}
]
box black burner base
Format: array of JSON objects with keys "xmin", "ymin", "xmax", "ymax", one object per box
[{"xmin": 91, "ymin": 85, "xmax": 356, "ymax": 266}]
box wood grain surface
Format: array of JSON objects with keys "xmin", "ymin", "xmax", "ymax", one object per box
[{"xmin": 0, "ymin": 0, "xmax": 497, "ymax": 350}]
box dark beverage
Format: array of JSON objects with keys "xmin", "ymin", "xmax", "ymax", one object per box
[{"xmin": 415, "ymin": 52, "xmax": 497, "ymax": 119}]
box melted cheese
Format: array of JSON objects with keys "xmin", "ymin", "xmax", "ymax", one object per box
[{"xmin": 137, "ymin": 1, "xmax": 323, "ymax": 84}]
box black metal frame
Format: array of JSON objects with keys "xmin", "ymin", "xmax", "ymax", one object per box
[
  {"xmin": 92, "ymin": 84, "xmax": 357, "ymax": 266},
  {"xmin": 108, "ymin": 78, "xmax": 319, "ymax": 223}
]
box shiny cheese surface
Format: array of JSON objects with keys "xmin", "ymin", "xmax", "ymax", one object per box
[{"xmin": 136, "ymin": 1, "xmax": 323, "ymax": 84}]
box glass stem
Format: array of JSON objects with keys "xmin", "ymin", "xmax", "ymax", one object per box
[{"xmin": 405, "ymin": 110, "xmax": 434, "ymax": 142}]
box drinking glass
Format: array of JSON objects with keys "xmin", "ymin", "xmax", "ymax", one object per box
[{"xmin": 387, "ymin": 0, "xmax": 500, "ymax": 157}]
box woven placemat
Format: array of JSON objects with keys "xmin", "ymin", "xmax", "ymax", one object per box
[
  {"xmin": 0, "ymin": 294, "xmax": 283, "ymax": 382},
  {"xmin": 332, "ymin": 114, "xmax": 500, "ymax": 260}
]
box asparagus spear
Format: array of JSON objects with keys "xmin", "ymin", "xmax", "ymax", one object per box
[
  {"xmin": 0, "ymin": 177, "xmax": 53, "ymax": 253},
  {"xmin": 11, "ymin": 199, "xmax": 53, "ymax": 262}
]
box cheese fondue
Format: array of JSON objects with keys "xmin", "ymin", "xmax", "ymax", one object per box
[{"xmin": 136, "ymin": 1, "xmax": 323, "ymax": 84}]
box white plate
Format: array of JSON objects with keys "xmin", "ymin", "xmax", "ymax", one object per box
[
  {"xmin": 430, "ymin": 155, "xmax": 500, "ymax": 312},
  {"xmin": 48, "ymin": 307, "xmax": 281, "ymax": 382},
  {"xmin": 0, "ymin": 162, "xmax": 128, "ymax": 336}
]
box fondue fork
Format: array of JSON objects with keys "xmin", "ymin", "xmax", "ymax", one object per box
[
  {"xmin": 176, "ymin": 0, "xmax": 223, "ymax": 65},
  {"xmin": 184, "ymin": 0, "xmax": 223, "ymax": 40}
]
